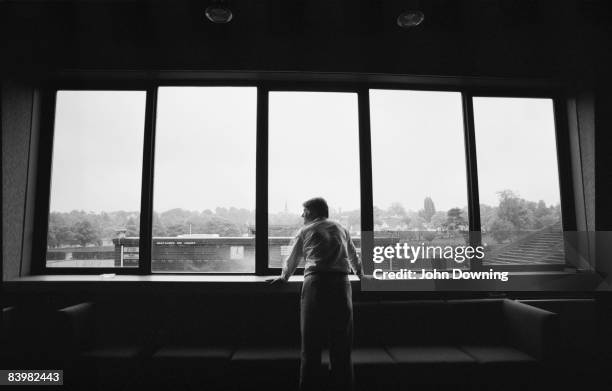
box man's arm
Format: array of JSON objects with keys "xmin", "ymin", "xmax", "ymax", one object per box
[
  {"xmin": 346, "ymin": 228, "xmax": 363, "ymax": 277},
  {"xmin": 268, "ymin": 231, "xmax": 303, "ymax": 284},
  {"xmin": 280, "ymin": 232, "xmax": 303, "ymax": 280}
]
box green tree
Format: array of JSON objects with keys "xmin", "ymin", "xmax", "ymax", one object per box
[
  {"xmin": 57, "ymin": 225, "xmax": 76, "ymax": 246},
  {"xmin": 373, "ymin": 206, "xmax": 384, "ymax": 226},
  {"xmin": 203, "ymin": 217, "xmax": 241, "ymax": 237},
  {"xmin": 497, "ymin": 190, "xmax": 534, "ymax": 230},
  {"xmin": 47, "ymin": 212, "xmax": 65, "ymax": 248},
  {"xmin": 445, "ymin": 208, "xmax": 467, "ymax": 231},
  {"xmin": 490, "ymin": 218, "xmax": 514, "ymax": 243},
  {"xmin": 152, "ymin": 213, "xmax": 167, "ymax": 237},
  {"xmin": 167, "ymin": 224, "xmax": 188, "ymax": 237},
  {"xmin": 125, "ymin": 217, "xmax": 139, "ymax": 237},
  {"xmin": 408, "ymin": 215, "xmax": 426, "ymax": 231},
  {"xmin": 419, "ymin": 197, "xmax": 436, "ymax": 223},
  {"xmin": 388, "ymin": 202, "xmax": 407, "ymax": 217},
  {"xmin": 346, "ymin": 210, "xmax": 361, "ymax": 230},
  {"xmin": 534, "ymin": 200, "xmax": 549, "ymax": 218},
  {"xmin": 430, "ymin": 211, "xmax": 447, "ymax": 230},
  {"xmin": 72, "ymin": 220, "xmax": 99, "ymax": 247},
  {"xmin": 480, "ymin": 204, "xmax": 497, "ymax": 232}
]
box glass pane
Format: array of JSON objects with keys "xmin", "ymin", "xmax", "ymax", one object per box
[
  {"xmin": 46, "ymin": 91, "xmax": 146, "ymax": 268},
  {"xmin": 152, "ymin": 87, "xmax": 257, "ymax": 273},
  {"xmin": 370, "ymin": 89, "xmax": 469, "ymax": 271},
  {"xmin": 473, "ymin": 97, "xmax": 563, "ymax": 266},
  {"xmin": 268, "ymin": 91, "xmax": 361, "ymax": 268}
]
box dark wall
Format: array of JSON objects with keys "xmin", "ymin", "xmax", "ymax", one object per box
[
  {"xmin": 1, "ymin": 0, "xmax": 612, "ymax": 282},
  {"xmin": 0, "ymin": 0, "xmax": 610, "ymax": 79},
  {"xmin": 1, "ymin": 81, "xmax": 34, "ymax": 281},
  {"xmin": 596, "ymin": 86, "xmax": 612, "ymax": 278}
]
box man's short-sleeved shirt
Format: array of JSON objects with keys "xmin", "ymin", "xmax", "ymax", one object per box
[{"xmin": 281, "ymin": 217, "xmax": 361, "ymax": 279}]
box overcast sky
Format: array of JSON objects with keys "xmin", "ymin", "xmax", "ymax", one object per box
[
  {"xmin": 154, "ymin": 87, "xmax": 257, "ymax": 213},
  {"xmin": 370, "ymin": 91, "xmax": 560, "ymax": 211},
  {"xmin": 370, "ymin": 89, "xmax": 467, "ymax": 212},
  {"xmin": 48, "ymin": 88, "xmax": 560, "ymax": 215},
  {"xmin": 50, "ymin": 91, "xmax": 145, "ymax": 213},
  {"xmin": 473, "ymin": 97, "xmax": 560, "ymax": 207},
  {"xmin": 269, "ymin": 91, "xmax": 360, "ymax": 213}
]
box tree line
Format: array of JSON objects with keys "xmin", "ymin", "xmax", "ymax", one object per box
[{"xmin": 47, "ymin": 190, "xmax": 560, "ymax": 248}]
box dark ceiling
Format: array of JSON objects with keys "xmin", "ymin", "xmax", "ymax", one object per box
[{"xmin": 1, "ymin": 0, "xmax": 611, "ymax": 79}]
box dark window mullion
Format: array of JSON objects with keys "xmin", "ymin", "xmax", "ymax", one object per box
[
  {"xmin": 552, "ymin": 96, "xmax": 577, "ymax": 268},
  {"xmin": 461, "ymin": 92, "xmax": 483, "ymax": 272},
  {"xmin": 255, "ymin": 86, "xmax": 269, "ymax": 275},
  {"xmin": 552, "ymin": 97, "xmax": 576, "ymax": 232},
  {"xmin": 139, "ymin": 86, "xmax": 158, "ymax": 275},
  {"xmin": 35, "ymin": 88, "xmax": 58, "ymax": 275},
  {"xmin": 358, "ymin": 88, "xmax": 374, "ymax": 275}
]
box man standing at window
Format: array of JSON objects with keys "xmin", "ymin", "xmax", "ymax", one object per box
[{"xmin": 269, "ymin": 197, "xmax": 363, "ymax": 391}]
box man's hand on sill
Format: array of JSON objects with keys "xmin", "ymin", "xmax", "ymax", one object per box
[
  {"xmin": 266, "ymin": 276, "xmax": 289, "ymax": 285},
  {"xmin": 266, "ymin": 273, "xmax": 363, "ymax": 284}
]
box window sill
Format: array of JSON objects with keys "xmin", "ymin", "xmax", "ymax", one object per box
[
  {"xmin": 3, "ymin": 274, "xmax": 361, "ymax": 294},
  {"xmin": 4, "ymin": 270, "xmax": 602, "ymax": 294}
]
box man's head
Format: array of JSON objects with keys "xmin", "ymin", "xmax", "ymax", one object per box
[{"xmin": 302, "ymin": 197, "xmax": 329, "ymax": 224}]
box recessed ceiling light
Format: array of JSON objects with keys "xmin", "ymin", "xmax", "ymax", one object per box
[
  {"xmin": 205, "ymin": 3, "xmax": 233, "ymax": 24},
  {"xmin": 397, "ymin": 11, "xmax": 425, "ymax": 28}
]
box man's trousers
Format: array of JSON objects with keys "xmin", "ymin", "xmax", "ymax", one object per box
[{"xmin": 299, "ymin": 272, "xmax": 354, "ymax": 391}]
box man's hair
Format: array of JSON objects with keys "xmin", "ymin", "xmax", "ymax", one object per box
[{"xmin": 303, "ymin": 197, "xmax": 329, "ymax": 219}]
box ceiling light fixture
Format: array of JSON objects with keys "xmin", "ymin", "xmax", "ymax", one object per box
[
  {"xmin": 397, "ymin": 10, "xmax": 425, "ymax": 28},
  {"xmin": 205, "ymin": 1, "xmax": 233, "ymax": 24}
]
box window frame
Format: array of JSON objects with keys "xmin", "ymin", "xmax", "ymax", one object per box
[
  {"xmin": 33, "ymin": 82, "xmax": 154, "ymax": 276},
  {"xmin": 31, "ymin": 76, "xmax": 574, "ymax": 276},
  {"xmin": 150, "ymin": 85, "xmax": 260, "ymax": 274},
  {"xmin": 264, "ymin": 87, "xmax": 363, "ymax": 275},
  {"xmin": 465, "ymin": 91, "xmax": 574, "ymax": 272}
]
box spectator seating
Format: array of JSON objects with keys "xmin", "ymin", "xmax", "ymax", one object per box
[
  {"xmin": 0, "ymin": 306, "xmax": 15, "ymax": 367},
  {"xmin": 57, "ymin": 302, "xmax": 155, "ymax": 391},
  {"xmin": 1, "ymin": 303, "xmax": 72, "ymax": 371},
  {"xmin": 40, "ymin": 298, "xmax": 558, "ymax": 391}
]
